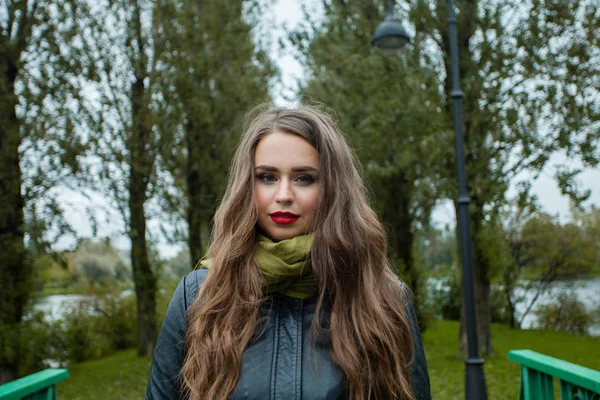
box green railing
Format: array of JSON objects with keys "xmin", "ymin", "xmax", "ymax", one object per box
[
  {"xmin": 509, "ymin": 349, "xmax": 600, "ymax": 400},
  {"xmin": 0, "ymin": 369, "xmax": 69, "ymax": 400}
]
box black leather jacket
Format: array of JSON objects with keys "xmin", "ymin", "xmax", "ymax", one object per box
[{"xmin": 146, "ymin": 269, "xmax": 431, "ymax": 399}]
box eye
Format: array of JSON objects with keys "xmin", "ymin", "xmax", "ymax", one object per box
[
  {"xmin": 258, "ymin": 173, "xmax": 277, "ymax": 183},
  {"xmin": 296, "ymin": 175, "xmax": 316, "ymax": 184}
]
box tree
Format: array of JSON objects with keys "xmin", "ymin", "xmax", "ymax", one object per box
[
  {"xmin": 0, "ymin": 0, "xmax": 90, "ymax": 382},
  {"xmin": 80, "ymin": 0, "xmax": 162, "ymax": 357},
  {"xmin": 517, "ymin": 215, "xmax": 596, "ymax": 323},
  {"xmin": 292, "ymin": 0, "xmax": 448, "ymax": 326},
  {"xmin": 409, "ymin": 0, "xmax": 599, "ymax": 355},
  {"xmin": 153, "ymin": 0, "xmax": 275, "ymax": 266},
  {"xmin": 573, "ymin": 205, "xmax": 600, "ymax": 275},
  {"xmin": 481, "ymin": 202, "xmax": 597, "ymax": 329}
]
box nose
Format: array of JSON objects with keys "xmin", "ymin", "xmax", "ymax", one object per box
[{"xmin": 275, "ymin": 180, "xmax": 293, "ymax": 204}]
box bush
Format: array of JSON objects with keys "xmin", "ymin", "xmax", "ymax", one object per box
[
  {"xmin": 14, "ymin": 312, "xmax": 57, "ymax": 376},
  {"xmin": 534, "ymin": 291, "xmax": 596, "ymax": 335},
  {"xmin": 428, "ymin": 276, "xmax": 513, "ymax": 326},
  {"xmin": 490, "ymin": 285, "xmax": 510, "ymax": 325},
  {"xmin": 54, "ymin": 299, "xmax": 113, "ymax": 363},
  {"xmin": 93, "ymin": 293, "xmax": 137, "ymax": 350},
  {"xmin": 14, "ymin": 289, "xmax": 140, "ymax": 375},
  {"xmin": 429, "ymin": 277, "xmax": 461, "ymax": 321}
]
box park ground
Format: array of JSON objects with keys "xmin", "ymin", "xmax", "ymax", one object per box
[{"xmin": 55, "ymin": 320, "xmax": 600, "ymax": 400}]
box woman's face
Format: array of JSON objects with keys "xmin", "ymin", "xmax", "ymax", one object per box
[{"xmin": 254, "ymin": 130, "xmax": 320, "ymax": 241}]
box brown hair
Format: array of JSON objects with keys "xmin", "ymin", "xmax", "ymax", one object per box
[{"xmin": 182, "ymin": 105, "xmax": 415, "ymax": 399}]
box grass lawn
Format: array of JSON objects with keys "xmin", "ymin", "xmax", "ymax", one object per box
[
  {"xmin": 56, "ymin": 320, "xmax": 600, "ymax": 399},
  {"xmin": 56, "ymin": 349, "xmax": 152, "ymax": 400},
  {"xmin": 425, "ymin": 321, "xmax": 600, "ymax": 399}
]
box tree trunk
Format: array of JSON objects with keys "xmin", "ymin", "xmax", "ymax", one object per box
[
  {"xmin": 381, "ymin": 173, "xmax": 422, "ymax": 327},
  {"xmin": 129, "ymin": 68, "xmax": 157, "ymax": 357},
  {"xmin": 129, "ymin": 180, "xmax": 156, "ymax": 357},
  {"xmin": 503, "ymin": 268, "xmax": 518, "ymax": 329},
  {"xmin": 473, "ymin": 236, "xmax": 492, "ymax": 355},
  {"xmin": 0, "ymin": 55, "xmax": 29, "ymax": 384},
  {"xmin": 506, "ymin": 291, "xmax": 517, "ymax": 329},
  {"xmin": 185, "ymin": 121, "xmax": 204, "ymax": 267}
]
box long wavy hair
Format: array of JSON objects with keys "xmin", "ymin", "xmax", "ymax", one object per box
[{"xmin": 182, "ymin": 105, "xmax": 415, "ymax": 399}]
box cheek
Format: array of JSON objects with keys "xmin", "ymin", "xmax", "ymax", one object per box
[
  {"xmin": 254, "ymin": 185, "xmax": 271, "ymax": 210},
  {"xmin": 298, "ymin": 188, "xmax": 320, "ymax": 212}
]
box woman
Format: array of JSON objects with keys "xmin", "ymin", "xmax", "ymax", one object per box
[{"xmin": 146, "ymin": 106, "xmax": 431, "ymax": 400}]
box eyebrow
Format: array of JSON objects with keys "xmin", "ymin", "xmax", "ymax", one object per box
[{"xmin": 255, "ymin": 165, "xmax": 319, "ymax": 173}]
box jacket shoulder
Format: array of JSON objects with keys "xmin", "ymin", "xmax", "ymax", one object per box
[{"xmin": 183, "ymin": 268, "xmax": 209, "ymax": 309}]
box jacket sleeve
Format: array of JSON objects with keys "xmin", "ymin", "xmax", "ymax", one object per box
[
  {"xmin": 145, "ymin": 275, "xmax": 189, "ymax": 400},
  {"xmin": 404, "ymin": 286, "xmax": 432, "ymax": 400}
]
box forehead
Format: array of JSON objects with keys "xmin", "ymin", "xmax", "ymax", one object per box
[{"xmin": 254, "ymin": 131, "xmax": 319, "ymax": 168}]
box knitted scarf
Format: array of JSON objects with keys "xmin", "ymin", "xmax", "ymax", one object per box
[{"xmin": 199, "ymin": 234, "xmax": 317, "ymax": 299}]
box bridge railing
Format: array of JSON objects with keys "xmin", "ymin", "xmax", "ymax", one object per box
[
  {"xmin": 508, "ymin": 349, "xmax": 600, "ymax": 400},
  {"xmin": 0, "ymin": 369, "xmax": 69, "ymax": 400}
]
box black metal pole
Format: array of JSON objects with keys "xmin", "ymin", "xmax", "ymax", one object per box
[
  {"xmin": 446, "ymin": 1, "xmax": 488, "ymax": 399},
  {"xmin": 386, "ymin": 0, "xmax": 393, "ymax": 16}
]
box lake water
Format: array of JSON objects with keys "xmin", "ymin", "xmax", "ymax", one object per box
[
  {"xmin": 31, "ymin": 289, "xmax": 135, "ymax": 322},
  {"xmin": 34, "ymin": 279, "xmax": 600, "ymax": 336},
  {"xmin": 514, "ymin": 278, "xmax": 600, "ymax": 336},
  {"xmin": 32, "ymin": 294, "xmax": 93, "ymax": 322}
]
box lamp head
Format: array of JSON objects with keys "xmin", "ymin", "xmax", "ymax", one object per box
[{"xmin": 371, "ymin": 16, "xmax": 411, "ymax": 56}]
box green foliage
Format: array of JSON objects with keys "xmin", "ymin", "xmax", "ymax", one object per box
[
  {"xmin": 1, "ymin": 0, "xmax": 94, "ymax": 380},
  {"xmin": 295, "ymin": 0, "xmax": 448, "ymax": 326},
  {"xmin": 92, "ymin": 293, "xmax": 138, "ymax": 351},
  {"xmin": 522, "ymin": 215, "xmax": 596, "ymax": 279},
  {"xmin": 153, "ymin": 0, "xmax": 275, "ymax": 262},
  {"xmin": 572, "ymin": 205, "xmax": 600, "ymax": 276},
  {"xmin": 11, "ymin": 291, "xmax": 139, "ymax": 377},
  {"xmin": 429, "ymin": 277, "xmax": 510, "ymax": 324},
  {"xmin": 12, "ymin": 275, "xmax": 181, "ymax": 381},
  {"xmin": 73, "ymin": 0, "xmax": 162, "ymax": 356},
  {"xmin": 481, "ymin": 204, "xmax": 599, "ymax": 328},
  {"xmin": 12, "ymin": 312, "xmax": 57, "ymax": 377},
  {"xmin": 430, "ymin": 276, "xmax": 462, "ymax": 321},
  {"xmin": 295, "ymin": 1, "xmax": 448, "ymax": 205},
  {"xmin": 32, "ymin": 252, "xmax": 73, "ymax": 292},
  {"xmin": 489, "ymin": 285, "xmax": 510, "ymax": 325},
  {"xmin": 413, "ymin": 0, "xmax": 598, "ymax": 353},
  {"xmin": 534, "ymin": 291, "xmax": 598, "ymax": 335},
  {"xmin": 56, "ymin": 302, "xmax": 110, "ymax": 363},
  {"xmin": 415, "ymin": 225, "xmax": 456, "ymax": 276}
]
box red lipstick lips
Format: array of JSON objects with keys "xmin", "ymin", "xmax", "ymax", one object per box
[{"xmin": 269, "ymin": 212, "xmax": 299, "ymax": 225}]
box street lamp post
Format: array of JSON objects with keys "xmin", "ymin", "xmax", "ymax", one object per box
[{"xmin": 371, "ymin": 1, "xmax": 488, "ymax": 399}]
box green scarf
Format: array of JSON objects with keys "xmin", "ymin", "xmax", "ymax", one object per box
[{"xmin": 199, "ymin": 234, "xmax": 317, "ymax": 299}]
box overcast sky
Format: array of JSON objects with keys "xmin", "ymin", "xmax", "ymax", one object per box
[{"xmin": 55, "ymin": 0, "xmax": 599, "ymax": 258}]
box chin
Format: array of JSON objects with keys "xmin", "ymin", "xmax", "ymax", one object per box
[
  {"xmin": 270, "ymin": 233, "xmax": 295, "ymax": 242},
  {"xmin": 267, "ymin": 229, "xmax": 302, "ymax": 242},
  {"xmin": 257, "ymin": 223, "xmax": 308, "ymax": 242}
]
